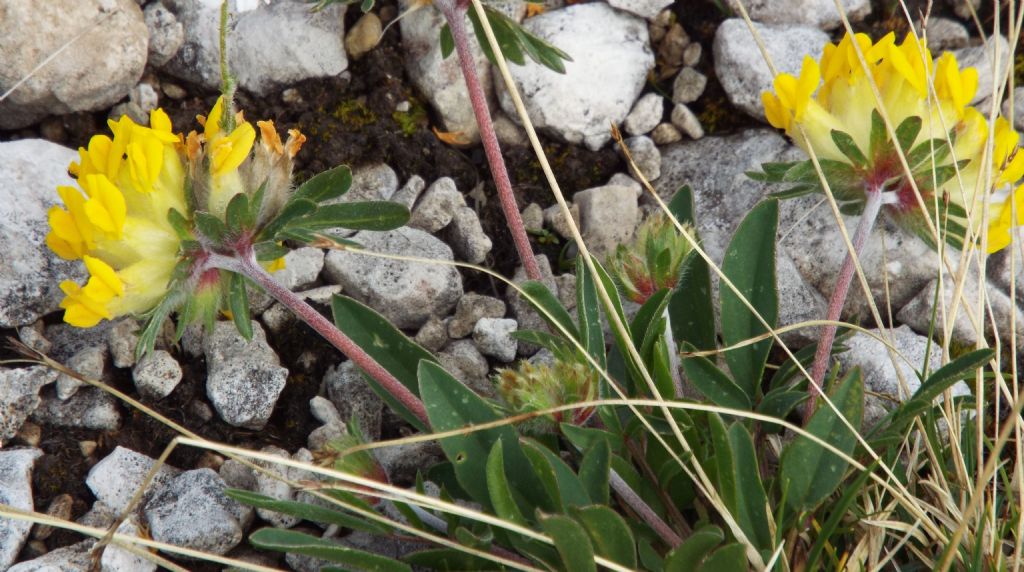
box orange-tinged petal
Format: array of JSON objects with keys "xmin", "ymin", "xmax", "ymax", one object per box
[{"xmin": 258, "ymin": 120, "xmax": 284, "ymax": 155}]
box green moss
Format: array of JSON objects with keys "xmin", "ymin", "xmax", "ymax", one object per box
[
  {"xmin": 697, "ymin": 95, "xmax": 731, "ymax": 135},
  {"xmin": 391, "ymin": 100, "xmax": 428, "ymax": 137},
  {"xmin": 331, "ymin": 98, "xmax": 377, "ymax": 130}
]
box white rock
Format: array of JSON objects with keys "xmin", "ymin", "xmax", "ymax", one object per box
[
  {"xmin": 98, "ymin": 516, "xmax": 156, "ymax": 572},
  {"xmin": 506, "ymin": 255, "xmax": 559, "ymax": 356},
  {"xmin": 543, "ymin": 203, "xmax": 581, "ymax": 240},
  {"xmin": 144, "ymin": 0, "xmax": 185, "ymax": 66},
  {"xmin": 438, "ymin": 339, "xmax": 493, "ymax": 397},
  {"xmin": 446, "ymin": 206, "xmax": 493, "ymax": 264},
  {"xmin": 623, "ymin": 136, "xmax": 661, "ymax": 181},
  {"xmin": 17, "ymin": 323, "xmax": 51, "ymax": 355},
  {"xmin": 672, "ymin": 67, "xmax": 707, "ymax": 104},
  {"xmin": 271, "ymin": 247, "xmax": 325, "ymax": 291},
  {"xmin": 897, "ymin": 274, "xmax": 1024, "ymax": 350},
  {"xmin": 837, "ymin": 326, "xmax": 968, "ymax": 427},
  {"xmin": 107, "ymin": 319, "xmax": 140, "ymax": 369},
  {"xmin": 254, "ymin": 446, "xmax": 300, "ymax": 528},
  {"xmin": 951, "ymin": 0, "xmax": 981, "ymax": 20},
  {"xmin": 415, "ymin": 316, "xmax": 450, "ymax": 353},
  {"xmin": 32, "ymin": 387, "xmax": 122, "ymax": 431},
  {"xmin": 8, "ymin": 542, "xmax": 92, "ymax": 572},
  {"xmin": 0, "ymin": 140, "xmax": 86, "ymax": 327},
  {"xmin": 775, "ymin": 246, "xmax": 828, "ymax": 347},
  {"xmin": 343, "ymin": 163, "xmax": 401, "ymax": 203},
  {"xmin": 672, "ymin": 102, "xmax": 705, "ymax": 140},
  {"xmin": 401, "ymin": 6, "xmax": 493, "ymax": 143},
  {"xmin": 573, "ymin": 183, "xmax": 639, "ymax": 257},
  {"xmin": 606, "ymin": 0, "xmax": 674, "ymax": 20},
  {"xmin": 651, "ymin": 122, "xmax": 683, "ymax": 145},
  {"xmin": 521, "ymin": 202, "xmax": 544, "ymax": 232},
  {"xmin": 345, "ymin": 11, "xmax": 382, "ymax": 60},
  {"xmin": 0, "ymin": 367, "xmax": 57, "ymax": 443},
  {"xmin": 203, "ymin": 321, "xmax": 288, "ymax": 430},
  {"xmin": 145, "ymin": 469, "xmax": 248, "ymax": 555},
  {"xmin": 409, "ymin": 177, "xmax": 466, "ymax": 233},
  {"xmin": 472, "ymin": 318, "xmax": 519, "ymax": 362},
  {"xmin": 734, "ymin": 0, "xmax": 871, "ymax": 30},
  {"xmin": 448, "ymin": 293, "xmax": 507, "ymax": 338},
  {"xmin": 713, "ymin": 19, "xmax": 829, "ymax": 122},
  {"xmin": 323, "ymin": 227, "xmax": 463, "ymax": 329},
  {"xmin": 925, "ymin": 17, "xmax": 970, "ymax": 51},
  {"xmin": 162, "ymin": 0, "xmax": 348, "ymax": 95},
  {"xmin": 324, "ymin": 361, "xmax": 383, "ymax": 441},
  {"xmin": 86, "ymin": 446, "xmax": 180, "ymax": 513},
  {"xmin": 495, "ymin": 3, "xmax": 654, "ymax": 150},
  {"xmin": 952, "ymin": 35, "xmax": 1011, "ymax": 104},
  {"xmin": 623, "ymin": 93, "xmax": 664, "ymax": 136},
  {"xmin": 0, "ymin": 448, "xmax": 43, "ymax": 570},
  {"xmin": 56, "ymin": 345, "xmax": 107, "ymax": 400},
  {"xmin": 391, "ymin": 174, "xmax": 427, "ymax": 210},
  {"xmin": 132, "ymin": 349, "xmax": 183, "ymax": 400},
  {"xmin": 1001, "ymin": 89, "xmax": 1024, "ymax": 131},
  {"xmin": 0, "ymin": 1, "xmax": 147, "ymax": 128}
]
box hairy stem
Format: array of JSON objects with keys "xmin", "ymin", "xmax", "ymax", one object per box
[
  {"xmin": 609, "ymin": 470, "xmax": 683, "ymax": 548},
  {"xmin": 433, "ymin": 0, "xmax": 541, "ymax": 281},
  {"xmin": 206, "ymin": 251, "xmax": 431, "ymax": 427},
  {"xmin": 804, "ymin": 187, "xmax": 885, "ymax": 423},
  {"xmin": 218, "ymin": 0, "xmax": 236, "ymax": 131}
]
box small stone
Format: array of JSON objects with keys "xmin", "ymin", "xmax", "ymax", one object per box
[
  {"xmin": 86, "ymin": 446, "xmax": 180, "ymax": 513},
  {"xmin": 17, "ymin": 323, "xmax": 51, "ymax": 355},
  {"xmin": 204, "ymin": 321, "xmax": 288, "ymax": 430},
  {"xmin": 651, "ymin": 122, "xmax": 683, "ymax": 145},
  {"xmin": 132, "ymin": 349, "xmax": 183, "ymax": 400},
  {"xmin": 952, "ymin": 0, "xmax": 982, "ymax": 19},
  {"xmin": 671, "ymin": 103, "xmax": 704, "ymax": 139},
  {"xmin": 15, "ymin": 422, "xmax": 42, "ymax": 447},
  {"xmin": 254, "ymin": 446, "xmax": 301, "ymax": 528},
  {"xmin": 672, "ymin": 67, "xmax": 707, "ymax": 104},
  {"xmin": 1, "ymin": 367, "xmax": 57, "ymax": 443},
  {"xmin": 107, "ymin": 319, "xmax": 140, "ymax": 369},
  {"xmin": 308, "ymin": 396, "xmax": 347, "ymax": 449},
  {"xmin": 324, "ymin": 361, "xmax": 384, "ymax": 441},
  {"xmin": 33, "ymin": 494, "xmax": 72, "ymax": 541},
  {"xmin": 682, "ymin": 42, "xmax": 702, "ymax": 67},
  {"xmin": 606, "ymin": 0, "xmax": 674, "ymax": 20},
  {"xmin": 414, "ymin": 316, "xmax": 450, "ymax": 353},
  {"xmin": 79, "ymin": 440, "xmax": 98, "ymax": 458},
  {"xmin": 573, "ymin": 183, "xmax": 640, "ymax": 257},
  {"xmin": 219, "ymin": 459, "xmax": 257, "ymax": 491},
  {"xmin": 144, "ymin": 0, "xmax": 185, "ymax": 66},
  {"xmin": 493, "ymin": 112, "xmax": 529, "ymax": 147},
  {"xmin": 623, "ymin": 136, "xmax": 661, "ymax": 181},
  {"xmin": 391, "ymin": 175, "xmax": 427, "ymax": 210},
  {"xmin": 33, "ymin": 387, "xmax": 121, "ymax": 431},
  {"xmin": 446, "ymin": 206, "xmax": 493, "ymax": 263},
  {"xmin": 282, "ymin": 87, "xmax": 303, "ymax": 104},
  {"xmin": 925, "ymin": 17, "xmax": 969, "ymax": 51},
  {"xmin": 1002, "ymin": 90, "xmax": 1024, "ymax": 131},
  {"xmin": 472, "ymin": 318, "xmax": 519, "ymax": 362},
  {"xmin": 345, "ymin": 12, "xmax": 382, "ymax": 60},
  {"xmin": 656, "ymin": 23, "xmax": 689, "ymax": 71},
  {"xmin": 271, "ymin": 247, "xmax": 325, "ymax": 291},
  {"xmin": 555, "ymin": 273, "xmax": 577, "ymax": 310},
  {"xmin": 897, "ymin": 274, "xmax": 1023, "ymax": 349},
  {"xmin": 438, "ymin": 340, "xmax": 493, "ymax": 397},
  {"xmin": 448, "ymin": 294, "xmax": 507, "ymax": 339},
  {"xmin": 521, "ymin": 203, "xmax": 544, "ymax": 232},
  {"xmin": 0, "ymin": 448, "xmax": 43, "ymax": 570},
  {"xmin": 623, "ymin": 92, "xmax": 664, "ymax": 136},
  {"xmin": 145, "ymin": 469, "xmax": 248, "ymax": 555},
  {"xmin": 196, "ymin": 452, "xmax": 224, "ymax": 472},
  {"xmin": 543, "ymin": 203, "xmax": 581, "ymax": 240},
  {"xmin": 649, "ymin": 9, "xmax": 673, "ymax": 43},
  {"xmin": 375, "ymin": 441, "xmax": 445, "ymax": 486},
  {"xmin": 189, "ymin": 400, "xmax": 215, "ymax": 423},
  {"xmin": 56, "ymin": 346, "xmax": 106, "ymax": 400},
  {"xmin": 8, "ymin": 542, "xmax": 92, "ymax": 571},
  {"xmin": 162, "ymin": 82, "xmax": 187, "ymax": 99},
  {"xmin": 506, "ymin": 255, "xmax": 559, "ymax": 356},
  {"xmin": 409, "ymin": 177, "xmax": 466, "ymax": 233},
  {"xmin": 129, "ymin": 82, "xmax": 159, "ymax": 114}
]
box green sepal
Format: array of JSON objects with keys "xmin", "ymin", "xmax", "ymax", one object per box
[
  {"xmin": 225, "ymin": 192, "xmax": 251, "ymax": 235},
  {"xmin": 194, "ymin": 211, "xmax": 227, "ymax": 243},
  {"xmin": 166, "ymin": 208, "xmax": 193, "ymax": 241}
]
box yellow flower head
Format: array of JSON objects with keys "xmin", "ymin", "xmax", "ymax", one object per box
[
  {"xmin": 760, "ymin": 32, "xmax": 1024, "ymax": 253},
  {"xmin": 47, "ymin": 98, "xmax": 300, "ymax": 330}
]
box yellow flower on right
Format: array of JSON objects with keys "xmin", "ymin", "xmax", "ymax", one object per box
[{"xmin": 761, "ymin": 32, "xmax": 1024, "ymax": 253}]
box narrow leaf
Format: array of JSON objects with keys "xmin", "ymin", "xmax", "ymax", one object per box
[
  {"xmin": 681, "ymin": 347, "xmax": 752, "ymax": 410},
  {"xmin": 249, "ymin": 528, "xmax": 410, "ymax": 571},
  {"xmin": 292, "ymin": 165, "xmax": 353, "ymax": 204},
  {"xmin": 228, "ymin": 272, "xmax": 253, "ymax": 340}
]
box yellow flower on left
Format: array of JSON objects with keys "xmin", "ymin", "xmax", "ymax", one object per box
[{"xmin": 47, "ymin": 109, "xmax": 188, "ymax": 327}]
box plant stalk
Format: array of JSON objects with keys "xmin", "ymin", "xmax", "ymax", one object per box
[
  {"xmin": 433, "ymin": 0, "xmax": 542, "ymax": 281},
  {"xmin": 609, "ymin": 470, "xmax": 683, "ymax": 548},
  {"xmin": 207, "ymin": 250, "xmax": 431, "ymax": 427},
  {"xmin": 804, "ymin": 186, "xmax": 885, "ymax": 423}
]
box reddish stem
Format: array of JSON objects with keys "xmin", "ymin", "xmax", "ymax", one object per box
[
  {"xmin": 433, "ymin": 0, "xmax": 542, "ymax": 281},
  {"xmin": 206, "ymin": 251, "xmax": 431, "ymax": 427},
  {"xmin": 804, "ymin": 186, "xmax": 884, "ymax": 423}
]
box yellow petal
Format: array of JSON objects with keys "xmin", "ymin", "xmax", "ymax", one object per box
[
  {"xmin": 212, "ymin": 121, "xmax": 256, "ymax": 175},
  {"xmin": 205, "ymin": 96, "xmax": 225, "ymax": 140},
  {"xmin": 81, "ymin": 174, "xmax": 126, "ymax": 237},
  {"xmin": 83, "ymin": 255, "xmax": 125, "ymax": 298}
]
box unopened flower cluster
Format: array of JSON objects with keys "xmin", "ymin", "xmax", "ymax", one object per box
[{"xmin": 761, "ymin": 32, "xmax": 1024, "ymax": 252}]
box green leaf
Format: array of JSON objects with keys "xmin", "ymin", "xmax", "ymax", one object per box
[
  {"xmin": 520, "ymin": 279, "xmax": 580, "ymax": 341},
  {"xmin": 292, "ymin": 165, "xmax": 353, "ymax": 204},
  {"xmin": 804, "ymin": 460, "xmax": 877, "ymax": 570},
  {"xmin": 331, "ymin": 295, "xmax": 436, "ymax": 431},
  {"xmin": 913, "ymin": 348, "xmax": 991, "ymax": 404},
  {"xmin": 249, "ymin": 528, "xmax": 410, "ymax": 571},
  {"xmin": 664, "ymin": 525, "xmax": 725, "ymax": 570},
  {"xmin": 696, "ymin": 543, "xmax": 748, "ymax": 572},
  {"xmin": 439, "ymin": 24, "xmax": 454, "ymax": 59},
  {"xmin": 681, "ymin": 346, "xmax": 752, "ymax": 410},
  {"xmin": 670, "ymin": 251, "xmax": 716, "ymax": 351},
  {"xmin": 757, "ymin": 388, "xmax": 807, "ymax": 428},
  {"xmin": 289, "ymin": 201, "xmax": 410, "ymax": 232},
  {"xmin": 509, "ymin": 329, "xmax": 575, "ymax": 358},
  {"xmin": 720, "ymin": 199, "xmax": 779, "ymax": 401},
  {"xmin": 486, "ymin": 441, "xmax": 528, "ymax": 526},
  {"xmin": 258, "ymin": 198, "xmax": 317, "ymax": 241},
  {"xmin": 780, "ymin": 368, "xmax": 864, "ymax": 513},
  {"xmin": 135, "ymin": 290, "xmax": 184, "ymax": 359},
  {"xmin": 227, "ymin": 272, "xmax": 253, "ymax": 340},
  {"xmin": 468, "ymin": 6, "xmax": 524, "ymax": 67},
  {"xmin": 404, "ymin": 549, "xmax": 502, "ymax": 570},
  {"xmin": 727, "ymin": 422, "xmax": 772, "ymax": 550},
  {"xmin": 225, "ymin": 192, "xmax": 250, "ymax": 234},
  {"xmin": 225, "ymin": 490, "xmax": 390, "ymax": 535},
  {"xmin": 668, "ymin": 185, "xmax": 696, "ymax": 227},
  {"xmin": 570, "ymin": 506, "xmax": 637, "ymax": 569},
  {"xmin": 523, "ymin": 439, "xmax": 591, "ymax": 510},
  {"xmin": 194, "ymin": 211, "xmax": 226, "ymax": 243},
  {"xmin": 539, "ymin": 514, "xmax": 597, "ymax": 572},
  {"xmin": 578, "ymin": 440, "xmax": 610, "ymax": 505},
  {"xmin": 831, "ymin": 130, "xmax": 868, "ymax": 165},
  {"xmin": 576, "ymin": 256, "xmax": 606, "ymax": 371},
  {"xmin": 166, "ymin": 208, "xmax": 192, "ymax": 241},
  {"xmin": 895, "ymin": 115, "xmax": 923, "ymax": 153},
  {"xmin": 252, "ymin": 241, "xmax": 291, "ymax": 262},
  {"xmin": 868, "ymin": 109, "xmax": 887, "ymax": 161},
  {"xmin": 630, "ymin": 288, "xmax": 671, "ymax": 354}
]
